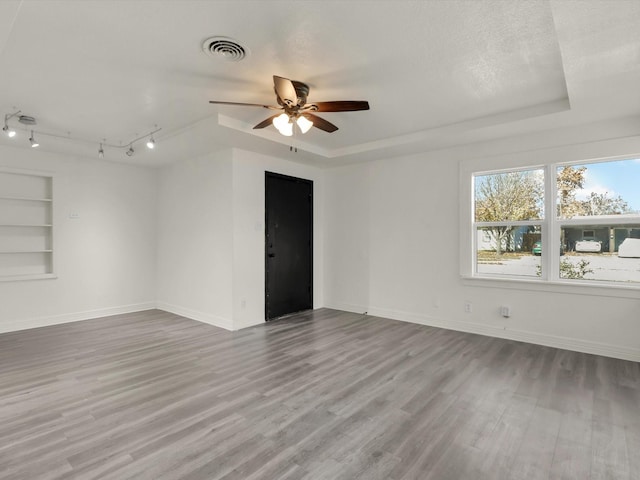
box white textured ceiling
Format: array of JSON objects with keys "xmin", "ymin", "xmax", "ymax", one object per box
[{"xmin": 0, "ymin": 0, "xmax": 638, "ymax": 167}]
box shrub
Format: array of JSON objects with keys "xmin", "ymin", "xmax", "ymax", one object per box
[{"xmin": 536, "ymin": 258, "xmax": 593, "ymax": 279}]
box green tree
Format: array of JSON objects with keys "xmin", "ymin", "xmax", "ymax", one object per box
[
  {"xmin": 579, "ymin": 192, "xmax": 631, "ymax": 216},
  {"xmin": 475, "ymin": 171, "xmax": 543, "ymax": 255},
  {"xmin": 557, "ymin": 166, "xmax": 632, "ymax": 217},
  {"xmin": 557, "ymin": 166, "xmax": 586, "ymax": 218}
]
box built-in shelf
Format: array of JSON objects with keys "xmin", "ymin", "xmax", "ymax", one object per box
[{"xmin": 0, "ymin": 169, "xmax": 54, "ymax": 279}]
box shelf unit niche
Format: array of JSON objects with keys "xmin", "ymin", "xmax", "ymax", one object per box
[{"xmin": 0, "ymin": 169, "xmax": 54, "ymax": 280}]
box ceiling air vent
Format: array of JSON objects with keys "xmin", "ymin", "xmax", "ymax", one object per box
[{"xmin": 202, "ymin": 36, "xmax": 248, "ymax": 62}]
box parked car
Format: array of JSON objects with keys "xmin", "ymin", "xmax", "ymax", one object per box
[
  {"xmin": 618, "ymin": 238, "xmax": 640, "ymax": 258},
  {"xmin": 575, "ymin": 239, "xmax": 602, "ymax": 253},
  {"xmin": 532, "ymin": 241, "xmax": 542, "ymax": 256},
  {"xmin": 531, "ymin": 241, "xmax": 564, "ymax": 256}
]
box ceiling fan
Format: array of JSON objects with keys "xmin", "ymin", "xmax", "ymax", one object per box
[{"xmin": 209, "ymin": 75, "xmax": 369, "ymax": 136}]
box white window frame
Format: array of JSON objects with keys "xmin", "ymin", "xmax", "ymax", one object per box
[
  {"xmin": 472, "ymin": 165, "xmax": 546, "ymax": 280},
  {"xmin": 461, "ymin": 155, "xmax": 640, "ymax": 297}
]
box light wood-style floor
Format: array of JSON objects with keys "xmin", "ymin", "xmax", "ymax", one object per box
[{"xmin": 1, "ymin": 308, "xmax": 638, "ymax": 480}]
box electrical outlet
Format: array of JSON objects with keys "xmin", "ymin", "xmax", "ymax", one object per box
[{"xmin": 464, "ymin": 301, "xmax": 472, "ymax": 313}]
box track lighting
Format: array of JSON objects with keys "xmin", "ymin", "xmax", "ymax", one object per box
[
  {"xmin": 3, "ymin": 110, "xmax": 161, "ymax": 157},
  {"xmin": 29, "ymin": 131, "xmax": 39, "ymax": 148}
]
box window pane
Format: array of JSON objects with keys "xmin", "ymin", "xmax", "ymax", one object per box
[
  {"xmin": 476, "ymin": 226, "xmax": 542, "ymax": 277},
  {"xmin": 557, "ymin": 159, "xmax": 640, "ymax": 219},
  {"xmin": 560, "ymin": 224, "xmax": 640, "ymax": 283},
  {"xmin": 474, "ymin": 169, "xmax": 544, "ymax": 222}
]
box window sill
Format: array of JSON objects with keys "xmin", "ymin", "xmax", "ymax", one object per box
[{"xmin": 461, "ymin": 275, "xmax": 640, "ymax": 299}]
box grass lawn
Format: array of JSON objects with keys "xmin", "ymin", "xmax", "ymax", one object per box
[{"xmin": 477, "ymin": 251, "xmax": 531, "ymax": 263}]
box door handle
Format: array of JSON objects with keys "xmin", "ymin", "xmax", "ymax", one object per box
[{"xmin": 268, "ymin": 253, "xmax": 276, "ymax": 258}]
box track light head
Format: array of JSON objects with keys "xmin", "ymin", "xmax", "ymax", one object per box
[
  {"xmin": 3, "ymin": 124, "xmax": 16, "ymax": 138},
  {"xmin": 146, "ymin": 136, "xmax": 155, "ymax": 149},
  {"xmin": 126, "ymin": 145, "xmax": 134, "ymax": 157},
  {"xmin": 29, "ymin": 130, "xmax": 39, "ymax": 148},
  {"xmin": 98, "ymin": 143, "xmax": 104, "ymax": 159}
]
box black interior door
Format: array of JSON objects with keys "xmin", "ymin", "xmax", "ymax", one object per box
[{"xmin": 265, "ymin": 172, "xmax": 313, "ymax": 320}]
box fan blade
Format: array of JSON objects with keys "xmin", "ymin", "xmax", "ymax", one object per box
[
  {"xmin": 273, "ymin": 76, "xmax": 298, "ymax": 107},
  {"xmin": 209, "ymin": 100, "xmax": 277, "ymax": 109},
  {"xmin": 310, "ymin": 101, "xmax": 370, "ymax": 112},
  {"xmin": 303, "ymin": 113, "xmax": 338, "ymax": 133},
  {"xmin": 253, "ymin": 115, "xmax": 280, "ymax": 129}
]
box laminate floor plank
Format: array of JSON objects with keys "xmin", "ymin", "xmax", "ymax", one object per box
[
  {"xmin": 1, "ymin": 308, "xmax": 639, "ymax": 479},
  {"xmin": 508, "ymin": 405, "xmax": 562, "ymax": 480}
]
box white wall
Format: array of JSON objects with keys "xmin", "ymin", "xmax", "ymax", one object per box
[
  {"xmin": 231, "ymin": 149, "xmax": 324, "ymax": 329},
  {"xmin": 323, "ymin": 121, "xmax": 640, "ymax": 362},
  {"xmin": 156, "ymin": 150, "xmax": 234, "ymax": 329},
  {"xmin": 1, "ymin": 144, "xmax": 323, "ymax": 334},
  {"xmin": 3, "ymin": 120, "xmax": 638, "ymax": 362},
  {"xmin": 0, "ymin": 144, "xmax": 157, "ymax": 333},
  {"xmin": 156, "ymin": 148, "xmax": 323, "ymax": 330},
  {"xmin": 323, "ymin": 163, "xmax": 370, "ymax": 312}
]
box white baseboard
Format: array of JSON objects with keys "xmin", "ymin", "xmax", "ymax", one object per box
[
  {"xmin": 324, "ymin": 301, "xmax": 369, "ymax": 315},
  {"xmin": 0, "ymin": 302, "xmax": 156, "ymax": 335},
  {"xmin": 4, "ymin": 300, "xmax": 637, "ymax": 362},
  {"xmin": 156, "ymin": 302, "xmax": 233, "ymax": 331},
  {"xmin": 232, "ymin": 318, "xmax": 265, "ymax": 330},
  {"xmin": 366, "ymin": 306, "xmax": 640, "ymax": 363}
]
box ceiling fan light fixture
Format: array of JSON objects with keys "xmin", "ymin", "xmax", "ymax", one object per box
[
  {"xmin": 296, "ymin": 115, "xmax": 313, "ymax": 134},
  {"xmin": 273, "ymin": 113, "xmax": 293, "ymax": 136}
]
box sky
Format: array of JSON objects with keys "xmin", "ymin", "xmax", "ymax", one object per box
[{"xmin": 572, "ymin": 158, "xmax": 640, "ymax": 213}]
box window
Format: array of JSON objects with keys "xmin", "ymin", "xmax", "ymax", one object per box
[
  {"xmin": 473, "ymin": 168, "xmax": 544, "ymax": 278},
  {"xmin": 0, "ymin": 169, "xmax": 54, "ymax": 280},
  {"xmin": 470, "ymin": 158, "xmax": 640, "ymax": 286}
]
